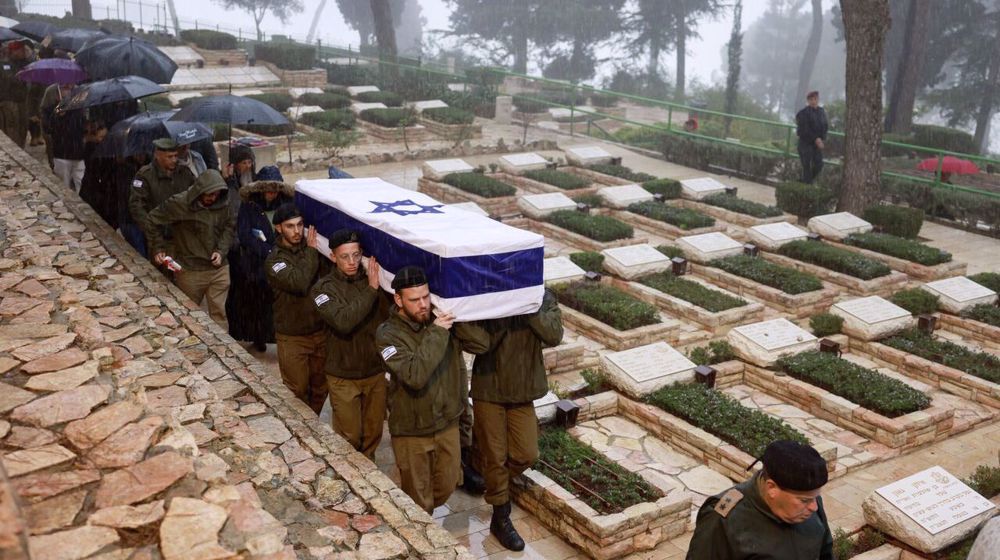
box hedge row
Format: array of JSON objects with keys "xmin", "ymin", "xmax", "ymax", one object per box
[
  {"xmin": 356, "ymin": 91, "xmax": 404, "ymax": 107},
  {"xmin": 523, "ymin": 169, "xmax": 591, "ymax": 190},
  {"xmin": 863, "ymin": 205, "xmax": 924, "ymax": 239},
  {"xmin": 710, "ymin": 255, "xmax": 823, "ymax": 294},
  {"xmin": 881, "ymin": 328, "xmax": 1000, "ymax": 384},
  {"xmin": 638, "ymin": 272, "xmax": 745, "ymax": 312},
  {"xmin": 254, "ymin": 41, "xmax": 316, "ymax": 70},
  {"xmin": 586, "ymin": 164, "xmax": 657, "ymax": 183},
  {"xmin": 777, "ymin": 351, "xmax": 930, "ymax": 417},
  {"xmin": 299, "ymin": 109, "xmax": 355, "ymax": 131},
  {"xmin": 968, "ymin": 272, "xmax": 1000, "ymax": 293},
  {"xmin": 421, "ymin": 106, "xmax": 475, "ymax": 125},
  {"xmin": 298, "ymin": 92, "xmax": 351, "ymax": 110},
  {"xmin": 627, "ymin": 201, "xmax": 716, "ymax": 230},
  {"xmin": 180, "ymin": 29, "xmax": 237, "ymax": 50},
  {"xmin": 358, "ymin": 108, "xmax": 416, "ymax": 128},
  {"xmin": 325, "ymin": 64, "xmax": 375, "ymax": 86},
  {"xmin": 963, "ymin": 304, "xmax": 1000, "ymax": 328},
  {"xmin": 656, "ymin": 245, "xmax": 686, "ymax": 260},
  {"xmin": 687, "ymin": 340, "xmax": 736, "ymax": 365},
  {"xmin": 889, "ymin": 288, "xmax": 939, "ymax": 316},
  {"xmin": 775, "ymin": 181, "xmax": 836, "ymax": 219},
  {"xmin": 552, "ymin": 281, "xmax": 660, "ymax": 331},
  {"xmin": 843, "ymin": 233, "xmax": 951, "ymax": 265},
  {"xmin": 647, "ymin": 383, "xmax": 809, "ymax": 458},
  {"xmin": 546, "ymin": 210, "xmax": 633, "ymax": 242},
  {"xmin": 778, "ymin": 240, "xmax": 892, "ymax": 280},
  {"xmin": 641, "ymin": 179, "xmax": 681, "ymax": 198},
  {"xmin": 880, "ymin": 174, "xmax": 1000, "ymax": 239},
  {"xmin": 912, "ymin": 124, "xmax": 978, "ymax": 155},
  {"xmin": 441, "ymin": 173, "xmax": 515, "ymax": 198},
  {"xmin": 810, "ymin": 313, "xmax": 843, "ymax": 336},
  {"xmin": 702, "ymin": 193, "xmax": 784, "ymax": 218},
  {"xmin": 569, "ymin": 251, "xmax": 604, "ymax": 273},
  {"xmin": 659, "ymin": 133, "xmax": 784, "ymax": 184}
]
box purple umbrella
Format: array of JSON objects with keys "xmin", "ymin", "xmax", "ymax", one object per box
[{"xmin": 16, "ymin": 58, "xmax": 88, "ymax": 85}]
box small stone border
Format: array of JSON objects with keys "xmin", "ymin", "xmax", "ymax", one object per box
[
  {"xmin": 416, "ymin": 176, "xmax": 521, "ymax": 217},
  {"xmin": 521, "ymin": 219, "xmax": 648, "ymax": 253},
  {"xmin": 690, "ymin": 263, "xmax": 841, "ymax": 319},
  {"xmin": 937, "ymin": 313, "xmax": 1000, "ymax": 354},
  {"xmin": 557, "ymin": 303, "xmax": 679, "ymax": 352},
  {"xmin": 560, "ymin": 167, "xmax": 635, "ymax": 187},
  {"xmin": 543, "ymin": 341, "xmax": 598, "ymax": 376},
  {"xmin": 356, "ymin": 120, "xmax": 436, "ymax": 143},
  {"xmin": 824, "ymin": 240, "xmax": 967, "ymax": 282},
  {"xmin": 418, "ymin": 117, "xmax": 484, "ymax": 139},
  {"xmin": 760, "ymin": 252, "xmax": 909, "ymax": 297},
  {"xmin": 607, "ymin": 277, "xmax": 764, "ymax": 335},
  {"xmin": 670, "ymin": 199, "xmax": 795, "ymax": 228},
  {"xmin": 604, "ymin": 208, "xmax": 727, "ymax": 240}
]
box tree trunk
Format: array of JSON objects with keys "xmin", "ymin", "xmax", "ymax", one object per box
[
  {"xmin": 882, "ymin": 0, "xmax": 909, "ymax": 108},
  {"xmin": 973, "ymin": 35, "xmax": 1000, "ymax": 153},
  {"xmin": 512, "ymin": 27, "xmax": 528, "ymax": 74},
  {"xmin": 795, "ymin": 0, "xmax": 823, "ymax": 107},
  {"xmin": 674, "ymin": 20, "xmax": 687, "ymax": 101},
  {"xmin": 647, "ymin": 33, "xmax": 661, "ymax": 80},
  {"xmin": 370, "ymin": 0, "xmax": 398, "ymax": 62},
  {"xmin": 884, "ymin": 0, "xmax": 930, "ymax": 134},
  {"xmin": 71, "ymin": 0, "xmax": 93, "ymax": 20},
  {"xmin": 838, "ymin": 0, "xmax": 889, "ymax": 215}
]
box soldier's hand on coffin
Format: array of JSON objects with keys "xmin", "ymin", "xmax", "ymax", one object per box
[
  {"xmin": 433, "ymin": 310, "xmax": 455, "ymax": 330},
  {"xmin": 306, "ymin": 226, "xmax": 318, "ymax": 249},
  {"xmin": 366, "ymin": 257, "xmax": 380, "ymax": 289}
]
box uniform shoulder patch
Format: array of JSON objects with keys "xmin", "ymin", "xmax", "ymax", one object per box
[
  {"xmin": 713, "ymin": 489, "xmax": 743, "ymax": 518},
  {"xmin": 271, "ymin": 261, "xmax": 287, "ymax": 273},
  {"xmin": 314, "ymin": 293, "xmax": 330, "ymax": 306},
  {"xmin": 132, "ymin": 179, "xmax": 144, "ymax": 188},
  {"xmin": 380, "ymin": 346, "xmax": 397, "ymax": 361}
]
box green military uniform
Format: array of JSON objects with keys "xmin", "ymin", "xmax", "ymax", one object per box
[
  {"xmin": 687, "ymin": 473, "xmax": 834, "ymax": 560},
  {"xmin": 129, "ymin": 159, "xmax": 197, "ymax": 237},
  {"xmin": 265, "ymin": 238, "xmax": 331, "ymax": 415},
  {"xmin": 310, "ymin": 264, "xmax": 391, "ymax": 459},
  {"xmin": 0, "ymin": 51, "xmax": 31, "ymax": 147}
]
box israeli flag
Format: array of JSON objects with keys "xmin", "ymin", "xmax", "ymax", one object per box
[{"xmin": 295, "ymin": 177, "xmax": 545, "ymax": 321}]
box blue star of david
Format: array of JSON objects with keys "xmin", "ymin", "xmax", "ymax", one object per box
[{"xmin": 369, "ymin": 199, "xmax": 444, "ymax": 216}]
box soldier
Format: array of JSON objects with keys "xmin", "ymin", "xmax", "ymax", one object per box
[
  {"xmin": 472, "ymin": 288, "xmax": 562, "ymax": 551},
  {"xmin": 127, "ymin": 138, "xmax": 197, "ymax": 257},
  {"xmin": 264, "ymin": 204, "xmax": 330, "ymax": 415},
  {"xmin": 0, "ymin": 40, "xmax": 34, "ymax": 148},
  {"xmin": 687, "ymin": 440, "xmax": 833, "ymax": 560},
  {"xmin": 309, "ymin": 230, "xmax": 390, "ymax": 459},
  {"xmin": 375, "ymin": 266, "xmax": 490, "ymax": 513}
]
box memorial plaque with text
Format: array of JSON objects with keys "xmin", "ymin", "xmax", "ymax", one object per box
[
  {"xmin": 602, "ymin": 342, "xmax": 696, "ymax": 397},
  {"xmin": 733, "ymin": 319, "xmax": 815, "ymax": 351},
  {"xmin": 875, "ymin": 466, "xmax": 996, "ymax": 535},
  {"xmin": 835, "ymin": 296, "xmax": 910, "ymax": 324},
  {"xmin": 543, "ymin": 257, "xmax": 586, "ymax": 285}
]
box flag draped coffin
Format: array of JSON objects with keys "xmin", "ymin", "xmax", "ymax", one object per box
[{"xmin": 295, "ymin": 177, "xmax": 545, "ymax": 321}]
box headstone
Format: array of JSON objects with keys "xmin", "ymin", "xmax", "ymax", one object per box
[
  {"xmin": 421, "ymin": 158, "xmax": 476, "ymax": 181},
  {"xmin": 601, "ymin": 244, "xmax": 671, "ymax": 280},
  {"xmin": 231, "ymin": 89, "xmax": 265, "ymax": 97},
  {"xmin": 445, "ymin": 202, "xmax": 489, "ymax": 217},
  {"xmin": 495, "ymin": 96, "xmax": 513, "ymax": 125},
  {"xmin": 921, "ymin": 277, "xmax": 998, "ymax": 313},
  {"xmin": 601, "ymin": 342, "xmax": 696, "ymax": 397},
  {"xmin": 807, "ymin": 212, "xmax": 874, "ymax": 241},
  {"xmin": 534, "ymin": 391, "xmax": 560, "ymax": 423},
  {"xmin": 448, "ymin": 83, "xmax": 468, "ymax": 93},
  {"xmin": 597, "ymin": 184, "xmax": 654, "ymax": 208},
  {"xmin": 347, "ymin": 85, "xmax": 380, "ymax": 96},
  {"xmin": 680, "ymin": 177, "xmax": 728, "ymax": 200},
  {"xmin": 747, "ymin": 222, "xmax": 810, "ymax": 251},
  {"xmin": 863, "ymin": 466, "xmax": 997, "ymax": 554},
  {"xmin": 830, "ymin": 296, "xmax": 915, "ymax": 341},
  {"xmin": 518, "ymin": 193, "xmax": 576, "ymax": 219},
  {"xmin": 351, "ymin": 102, "xmax": 388, "ymax": 115},
  {"xmin": 543, "ymin": 256, "xmax": 586, "ymax": 286},
  {"xmin": 288, "ymin": 105, "xmax": 323, "ymax": 119},
  {"xmin": 548, "ymin": 107, "xmax": 576, "ymax": 120},
  {"xmin": 288, "ymin": 87, "xmax": 323, "ymax": 98},
  {"xmin": 676, "ymin": 232, "xmax": 743, "ymax": 263},
  {"xmin": 727, "ymin": 318, "xmax": 818, "ymax": 367},
  {"xmin": 565, "ymin": 145, "xmax": 614, "ymax": 166},
  {"xmin": 408, "ymin": 100, "xmax": 449, "ymax": 113},
  {"xmin": 498, "ymin": 152, "xmax": 548, "ymax": 174}
]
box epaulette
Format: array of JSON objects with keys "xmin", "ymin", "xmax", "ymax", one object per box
[{"xmin": 713, "ymin": 489, "xmax": 744, "ymax": 518}]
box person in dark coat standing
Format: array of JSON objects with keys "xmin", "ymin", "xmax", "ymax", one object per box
[
  {"xmin": 226, "ymin": 165, "xmax": 291, "ymax": 352},
  {"xmin": 79, "ymin": 119, "xmax": 120, "ymax": 228},
  {"xmin": 795, "ymin": 91, "xmax": 828, "ymax": 184}
]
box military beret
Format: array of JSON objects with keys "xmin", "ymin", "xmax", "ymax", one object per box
[
  {"xmin": 762, "ymin": 440, "xmax": 828, "ymax": 492},
  {"xmin": 152, "ymin": 138, "xmax": 178, "ymax": 151},
  {"xmin": 329, "ymin": 229, "xmax": 360, "ymax": 250},
  {"xmin": 391, "ymin": 266, "xmax": 427, "ymax": 291},
  {"xmin": 271, "ymin": 203, "xmax": 301, "ymax": 225}
]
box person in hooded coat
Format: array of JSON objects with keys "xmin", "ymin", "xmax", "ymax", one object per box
[{"xmin": 226, "ymin": 165, "xmax": 292, "ymax": 351}]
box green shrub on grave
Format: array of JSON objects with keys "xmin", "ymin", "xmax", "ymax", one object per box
[
  {"xmin": 862, "ymin": 205, "xmax": 924, "ymax": 239},
  {"xmin": 809, "ymin": 313, "xmax": 843, "ymax": 337},
  {"xmin": 710, "ymin": 255, "xmax": 823, "ymax": 294},
  {"xmin": 587, "ymin": 163, "xmax": 657, "ymax": 183},
  {"xmin": 889, "ymin": 288, "xmax": 939, "ymax": 316},
  {"xmin": 523, "ymin": 169, "xmax": 591, "ymax": 190},
  {"xmin": 880, "ymin": 328, "xmax": 1000, "ymax": 384},
  {"xmin": 627, "ymin": 201, "xmax": 716, "ymax": 230},
  {"xmin": 298, "ymin": 92, "xmax": 352, "ymax": 110},
  {"xmin": 843, "ymin": 233, "xmax": 951, "ymax": 265},
  {"xmin": 686, "ymin": 340, "xmax": 736, "ymax": 365},
  {"xmin": 962, "ymin": 304, "xmax": 1000, "ymax": 328},
  {"xmin": 358, "ymin": 108, "xmax": 416, "ymax": 128},
  {"xmin": 777, "ymin": 351, "xmax": 930, "ymax": 417},
  {"xmin": 965, "ymin": 465, "xmax": 1000, "ymax": 499},
  {"xmin": 441, "ymin": 173, "xmax": 516, "ymax": 198},
  {"xmin": 832, "ymin": 528, "xmax": 887, "ymax": 560},
  {"xmin": 545, "ymin": 210, "xmax": 633, "ymax": 242},
  {"xmin": 656, "ymin": 245, "xmax": 686, "ymax": 260},
  {"xmin": 775, "ymin": 181, "xmax": 837, "ymax": 219},
  {"xmin": 639, "ymin": 272, "xmax": 745, "ymax": 312},
  {"xmin": 325, "ymin": 64, "xmax": 376, "ymax": 86},
  {"xmin": 658, "ymin": 133, "xmax": 784, "ymax": 184},
  {"xmin": 421, "ymin": 106, "xmax": 475, "ymax": 125},
  {"xmin": 647, "ymin": 383, "xmax": 808, "ymax": 458},
  {"xmin": 641, "ymin": 179, "xmax": 681, "ymax": 199},
  {"xmin": 254, "ymin": 41, "xmax": 316, "ymax": 70},
  {"xmin": 246, "ymin": 92, "xmax": 294, "ymax": 113},
  {"xmin": 701, "ymin": 193, "xmax": 784, "ymax": 218},
  {"xmin": 569, "ymin": 251, "xmax": 604, "ymax": 273},
  {"xmin": 967, "ymin": 272, "xmax": 1000, "ymax": 294},
  {"xmin": 778, "ymin": 240, "xmax": 892, "ymax": 280},
  {"xmin": 552, "ymin": 281, "xmax": 660, "ymax": 331},
  {"xmin": 911, "ymin": 124, "xmax": 978, "ymax": 155},
  {"xmin": 572, "ymin": 194, "xmax": 604, "ymax": 208},
  {"xmin": 299, "ymin": 109, "xmax": 355, "ymax": 131},
  {"xmin": 356, "ymin": 91, "xmax": 404, "ymax": 107},
  {"xmin": 180, "ymin": 29, "xmax": 237, "ymax": 50},
  {"xmin": 512, "ymin": 95, "xmax": 550, "ymax": 114},
  {"xmin": 589, "ymin": 92, "xmax": 619, "ymax": 107}
]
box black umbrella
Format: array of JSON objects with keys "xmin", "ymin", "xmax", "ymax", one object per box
[
  {"xmin": 11, "ymin": 21, "xmax": 55, "ymax": 41},
  {"xmin": 97, "ymin": 111, "xmax": 214, "ymax": 157},
  {"xmin": 75, "ymin": 35, "xmax": 177, "ymax": 84},
  {"xmin": 45, "ymin": 28, "xmax": 109, "ymax": 53},
  {"xmin": 56, "ymin": 76, "xmax": 166, "ymax": 113},
  {"xmin": 1, "ymin": 27, "xmax": 24, "ymax": 42},
  {"xmin": 169, "ymin": 95, "xmax": 290, "ymax": 126}
]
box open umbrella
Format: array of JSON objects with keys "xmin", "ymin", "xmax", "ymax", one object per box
[
  {"xmin": 45, "ymin": 27, "xmax": 109, "ymax": 53},
  {"xmin": 16, "ymin": 58, "xmax": 87, "ymax": 86},
  {"xmin": 916, "ymin": 156, "xmax": 981, "ymax": 175},
  {"xmin": 75, "ymin": 35, "xmax": 177, "ymax": 84},
  {"xmin": 11, "ymin": 21, "xmax": 55, "ymax": 42},
  {"xmin": 0, "ymin": 27, "xmax": 22, "ymax": 42},
  {"xmin": 57, "ymin": 76, "xmax": 165, "ymax": 113},
  {"xmin": 0, "ymin": 16, "xmax": 18, "ymax": 28},
  {"xmin": 97, "ymin": 111, "xmax": 214, "ymax": 157},
  {"xmin": 169, "ymin": 94, "xmax": 289, "ymax": 141}
]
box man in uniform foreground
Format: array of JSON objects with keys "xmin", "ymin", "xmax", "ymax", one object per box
[
  {"xmin": 128, "ymin": 138, "xmax": 196, "ymax": 258},
  {"xmin": 687, "ymin": 440, "xmax": 833, "ymax": 559}
]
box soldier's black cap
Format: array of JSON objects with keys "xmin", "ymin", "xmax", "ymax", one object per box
[
  {"xmin": 271, "ymin": 203, "xmax": 301, "ymax": 225},
  {"xmin": 329, "ymin": 229, "xmax": 360, "ymax": 250},
  {"xmin": 761, "ymin": 440, "xmax": 828, "ymax": 492},
  {"xmin": 391, "ymin": 266, "xmax": 427, "ymax": 291}
]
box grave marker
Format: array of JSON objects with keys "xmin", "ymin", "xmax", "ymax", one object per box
[
  {"xmin": 921, "ymin": 277, "xmax": 998, "ymax": 313},
  {"xmin": 351, "ymin": 102, "xmax": 389, "ymax": 115},
  {"xmin": 499, "ymin": 153, "xmax": 549, "ymax": 174},
  {"xmin": 807, "ymin": 212, "xmax": 873, "ymax": 241},
  {"xmin": 727, "ymin": 318, "xmax": 817, "ymax": 366},
  {"xmin": 601, "ymin": 244, "xmax": 671, "ymax": 280},
  {"xmin": 680, "ymin": 177, "xmax": 728, "ymax": 200},
  {"xmin": 747, "ymin": 222, "xmax": 809, "ymax": 251},
  {"xmin": 830, "ymin": 296, "xmax": 914, "ymax": 341},
  {"xmin": 676, "ymin": 232, "xmax": 743, "ymax": 263},
  {"xmin": 543, "ymin": 257, "xmax": 586, "ymax": 285},
  {"xmin": 597, "ymin": 184, "xmax": 654, "ymax": 208},
  {"xmin": 565, "ymin": 145, "xmax": 614, "ymax": 166},
  {"xmin": 518, "ymin": 193, "xmax": 576, "ymax": 219},
  {"xmin": 601, "ymin": 342, "xmax": 696, "ymax": 397},
  {"xmin": 421, "ymin": 158, "xmax": 475, "ymax": 181},
  {"xmin": 347, "ymin": 85, "xmax": 380, "ymax": 96}
]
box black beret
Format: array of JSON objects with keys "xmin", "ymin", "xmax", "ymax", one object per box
[
  {"xmin": 762, "ymin": 440, "xmax": 828, "ymax": 492},
  {"xmin": 329, "ymin": 229, "xmax": 361, "ymax": 250},
  {"xmin": 391, "ymin": 266, "xmax": 427, "ymax": 291},
  {"xmin": 271, "ymin": 203, "xmax": 301, "ymax": 225}
]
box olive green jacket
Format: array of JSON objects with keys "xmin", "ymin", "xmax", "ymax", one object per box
[
  {"xmin": 471, "ymin": 289, "xmax": 563, "ymax": 404},
  {"xmin": 376, "ymin": 311, "xmax": 489, "ymax": 437},
  {"xmin": 129, "ymin": 161, "xmax": 196, "ymax": 234},
  {"xmin": 264, "ymin": 242, "xmax": 329, "ymax": 336},
  {"xmin": 145, "ymin": 173, "xmax": 235, "ymax": 271},
  {"xmin": 686, "ymin": 472, "xmax": 833, "ymax": 560},
  {"xmin": 310, "ymin": 266, "xmax": 391, "ymax": 379}
]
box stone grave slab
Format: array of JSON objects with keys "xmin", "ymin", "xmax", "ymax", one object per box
[
  {"xmin": 421, "ymin": 158, "xmax": 475, "ymax": 181},
  {"xmin": 830, "ymin": 296, "xmax": 915, "ymax": 341},
  {"xmin": 565, "ymin": 145, "xmax": 614, "ymax": 166},
  {"xmin": 159, "ymin": 46, "xmax": 204, "ymax": 66},
  {"xmin": 347, "ymin": 85, "xmax": 380, "ymax": 96},
  {"xmin": 231, "ymin": 89, "xmax": 265, "ymax": 97},
  {"xmin": 445, "ymin": 202, "xmax": 489, "ymax": 217},
  {"xmin": 534, "ymin": 391, "xmax": 560, "ymax": 423},
  {"xmin": 601, "ymin": 244, "xmax": 671, "ymax": 280},
  {"xmin": 601, "ymin": 342, "xmax": 696, "ymax": 397},
  {"xmin": 747, "ymin": 222, "xmax": 810, "ymax": 251},
  {"xmin": 676, "ymin": 232, "xmax": 743, "ymax": 263},
  {"xmin": 288, "ymin": 87, "xmax": 323, "ymax": 98},
  {"xmin": 408, "ymin": 100, "xmax": 448, "ymax": 113},
  {"xmin": 727, "ymin": 318, "xmax": 817, "ymax": 367},
  {"xmin": 597, "ymin": 184, "xmax": 654, "ymax": 208},
  {"xmin": 863, "ymin": 466, "xmax": 997, "ymax": 553},
  {"xmin": 680, "ymin": 177, "xmax": 728, "ymax": 200},
  {"xmin": 288, "ymin": 106, "xmax": 323, "ymax": 119},
  {"xmin": 543, "ymin": 257, "xmax": 586, "ymax": 286},
  {"xmin": 921, "ymin": 276, "xmax": 997, "ymax": 313},
  {"xmin": 447, "ymin": 83, "xmax": 467, "ymax": 92},
  {"xmin": 548, "ymin": 107, "xmax": 577, "ymax": 120},
  {"xmin": 807, "ymin": 212, "xmax": 874, "ymax": 241},
  {"xmin": 498, "ymin": 153, "xmax": 548, "ymax": 174},
  {"xmin": 351, "ymin": 102, "xmax": 388, "ymax": 114},
  {"xmin": 518, "ymin": 193, "xmax": 576, "ymax": 219},
  {"xmin": 167, "ymin": 92, "xmax": 200, "ymax": 106}
]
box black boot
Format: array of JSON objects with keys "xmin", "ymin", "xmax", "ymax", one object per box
[
  {"xmin": 490, "ymin": 502, "xmax": 525, "ymax": 551},
  {"xmin": 461, "ymin": 447, "xmax": 485, "ymax": 495}
]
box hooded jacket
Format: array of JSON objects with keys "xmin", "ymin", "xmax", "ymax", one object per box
[{"xmin": 145, "ymin": 170, "xmax": 236, "ymax": 271}]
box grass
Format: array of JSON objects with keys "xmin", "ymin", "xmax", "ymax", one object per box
[
  {"xmin": 523, "ymin": 169, "xmax": 591, "ymax": 190},
  {"xmin": 880, "ymin": 328, "xmax": 1000, "ymax": 384},
  {"xmin": 569, "ymin": 251, "xmax": 604, "ymax": 273},
  {"xmin": 778, "ymin": 240, "xmax": 892, "ymax": 280},
  {"xmin": 701, "ymin": 193, "xmax": 784, "ymax": 218},
  {"xmin": 641, "ymin": 179, "xmax": 681, "ymax": 198},
  {"xmin": 843, "ymin": 233, "xmax": 952, "ymax": 266},
  {"xmin": 552, "ymin": 281, "xmax": 660, "ymax": 331},
  {"xmin": 545, "ymin": 210, "xmax": 633, "ymax": 242},
  {"xmin": 638, "ymin": 271, "xmax": 746, "ymax": 312},
  {"xmin": 687, "ymin": 340, "xmax": 736, "ymax": 365},
  {"xmin": 586, "ymin": 163, "xmax": 657, "ymax": 182},
  {"xmin": 299, "ymin": 109, "xmax": 355, "ymax": 131},
  {"xmin": 358, "ymin": 108, "xmax": 416, "ymax": 128},
  {"xmin": 710, "ymin": 255, "xmax": 823, "ymax": 295},
  {"xmin": 889, "ymin": 288, "xmax": 939, "ymax": 316},
  {"xmin": 422, "ymin": 106, "xmax": 476, "ymax": 125},
  {"xmin": 441, "ymin": 173, "xmax": 516, "ymax": 198},
  {"xmin": 963, "ymin": 304, "xmax": 1000, "ymax": 327},
  {"xmin": 627, "ymin": 201, "xmax": 716, "ymax": 230}
]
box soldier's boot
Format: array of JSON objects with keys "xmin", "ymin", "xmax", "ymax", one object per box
[
  {"xmin": 460, "ymin": 447, "xmax": 485, "ymax": 495},
  {"xmin": 490, "ymin": 502, "xmax": 524, "ymax": 551}
]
